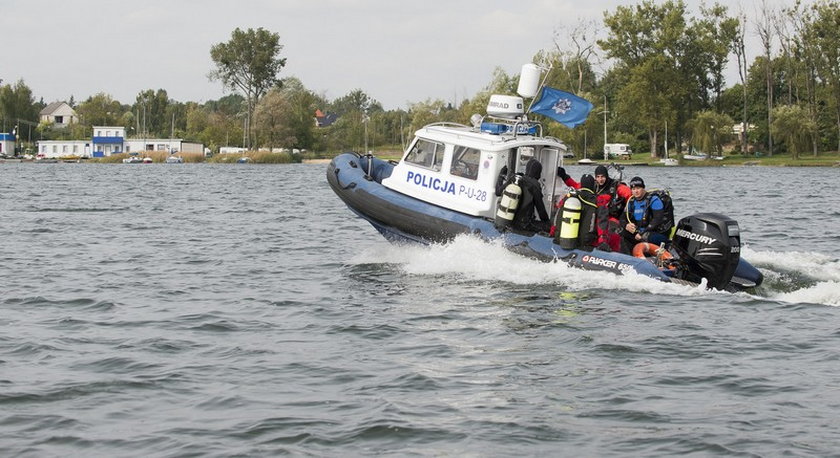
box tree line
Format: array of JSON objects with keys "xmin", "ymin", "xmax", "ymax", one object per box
[{"xmin": 1, "ymin": 0, "xmax": 838, "ymax": 158}]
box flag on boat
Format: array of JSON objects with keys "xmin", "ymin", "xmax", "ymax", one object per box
[{"xmin": 529, "ymin": 87, "xmax": 593, "ymax": 128}]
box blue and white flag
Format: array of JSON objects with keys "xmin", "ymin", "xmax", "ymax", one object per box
[{"xmin": 529, "ymin": 87, "xmax": 594, "ymax": 128}]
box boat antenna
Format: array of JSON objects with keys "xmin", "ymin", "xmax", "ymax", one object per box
[{"xmin": 609, "ymin": 162, "xmax": 624, "ymax": 183}]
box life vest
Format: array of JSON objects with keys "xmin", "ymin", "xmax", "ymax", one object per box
[
  {"xmin": 646, "ymin": 189, "xmax": 675, "ymax": 234},
  {"xmin": 625, "ymin": 189, "xmax": 675, "ymax": 235},
  {"xmin": 596, "ymin": 179, "xmax": 627, "ymax": 218}
]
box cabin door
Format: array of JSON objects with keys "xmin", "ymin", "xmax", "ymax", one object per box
[{"xmin": 535, "ymin": 147, "xmax": 559, "ymax": 216}]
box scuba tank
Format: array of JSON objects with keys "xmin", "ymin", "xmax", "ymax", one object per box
[
  {"xmin": 556, "ymin": 190, "xmax": 582, "ymax": 249},
  {"xmin": 494, "ymin": 175, "xmax": 522, "ymax": 230}
]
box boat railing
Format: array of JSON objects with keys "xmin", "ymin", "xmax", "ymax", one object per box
[{"xmin": 424, "ymin": 122, "xmax": 470, "ymax": 129}]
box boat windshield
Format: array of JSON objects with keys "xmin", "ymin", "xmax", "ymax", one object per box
[
  {"xmin": 404, "ymin": 138, "xmax": 445, "ymax": 171},
  {"xmin": 450, "ymin": 145, "xmax": 481, "ymax": 180}
]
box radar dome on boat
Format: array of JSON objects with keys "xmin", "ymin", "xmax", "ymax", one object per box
[
  {"xmin": 517, "ymin": 64, "xmax": 541, "ymax": 98},
  {"xmin": 486, "ymin": 95, "xmax": 524, "ymax": 119}
]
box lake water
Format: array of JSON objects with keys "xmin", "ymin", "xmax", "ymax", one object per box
[{"xmin": 1, "ymin": 162, "xmax": 839, "ymax": 456}]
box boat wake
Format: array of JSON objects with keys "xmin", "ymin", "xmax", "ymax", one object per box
[
  {"xmin": 741, "ymin": 246, "xmax": 840, "ymax": 307},
  {"xmin": 350, "ymin": 236, "xmax": 840, "ymax": 307}
]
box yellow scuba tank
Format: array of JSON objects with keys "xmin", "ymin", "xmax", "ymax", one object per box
[
  {"xmin": 494, "ymin": 176, "xmax": 522, "ymax": 230},
  {"xmin": 558, "ymin": 192, "xmax": 581, "ymax": 249}
]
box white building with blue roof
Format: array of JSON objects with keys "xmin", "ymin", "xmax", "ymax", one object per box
[
  {"xmin": 0, "ymin": 132, "xmax": 15, "ymax": 156},
  {"xmin": 37, "ymin": 126, "xmax": 204, "ymax": 158}
]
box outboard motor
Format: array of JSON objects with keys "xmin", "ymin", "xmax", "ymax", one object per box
[{"xmin": 671, "ymin": 213, "xmax": 741, "ymax": 290}]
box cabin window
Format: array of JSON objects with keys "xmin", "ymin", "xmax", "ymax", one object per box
[
  {"xmin": 404, "ymin": 139, "xmax": 444, "ymax": 170},
  {"xmin": 450, "ymin": 146, "xmax": 481, "ymax": 180}
]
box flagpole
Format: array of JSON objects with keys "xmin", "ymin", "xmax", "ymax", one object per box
[
  {"xmin": 525, "ymin": 63, "xmax": 553, "ymax": 114},
  {"xmin": 601, "ymin": 95, "xmax": 609, "ymax": 161}
]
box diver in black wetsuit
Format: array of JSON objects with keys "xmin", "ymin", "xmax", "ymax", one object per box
[{"xmin": 495, "ymin": 158, "xmax": 550, "ymax": 233}]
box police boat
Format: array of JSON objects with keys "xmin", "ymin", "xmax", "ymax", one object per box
[{"xmin": 326, "ymin": 70, "xmax": 763, "ymax": 292}]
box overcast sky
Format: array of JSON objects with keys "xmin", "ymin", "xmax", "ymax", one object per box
[{"xmin": 3, "ymin": 0, "xmax": 788, "ymax": 111}]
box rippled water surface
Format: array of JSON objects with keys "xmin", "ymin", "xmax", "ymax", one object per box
[{"xmin": 1, "ymin": 162, "xmax": 839, "ymax": 456}]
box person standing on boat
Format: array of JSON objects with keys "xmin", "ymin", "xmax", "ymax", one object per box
[
  {"xmin": 619, "ymin": 176, "xmax": 669, "ymax": 254},
  {"xmin": 495, "ymin": 158, "xmax": 550, "ymax": 233},
  {"xmin": 557, "ymin": 165, "xmax": 631, "ymax": 251}
]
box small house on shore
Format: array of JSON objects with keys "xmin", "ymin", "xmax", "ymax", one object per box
[{"xmin": 39, "ymin": 102, "xmax": 78, "ymax": 127}]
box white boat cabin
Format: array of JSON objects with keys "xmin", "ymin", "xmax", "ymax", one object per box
[{"xmin": 383, "ymin": 101, "xmax": 569, "ymax": 219}]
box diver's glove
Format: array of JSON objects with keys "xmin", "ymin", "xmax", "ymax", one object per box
[{"xmin": 557, "ymin": 167, "xmax": 569, "ymax": 181}]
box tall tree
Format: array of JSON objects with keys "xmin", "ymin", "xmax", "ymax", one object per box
[
  {"xmin": 0, "ymin": 79, "xmax": 38, "ymax": 131},
  {"xmin": 688, "ymin": 110, "xmax": 734, "ymax": 157},
  {"xmin": 732, "ymin": 9, "xmax": 750, "ymax": 154},
  {"xmin": 599, "ymin": 0, "xmax": 693, "ymax": 156},
  {"xmin": 771, "ymin": 104, "xmax": 816, "ymax": 159},
  {"xmin": 253, "ymin": 89, "xmax": 295, "ymax": 149},
  {"xmin": 133, "ymin": 89, "xmax": 170, "ymax": 137},
  {"xmin": 786, "ymin": 1, "xmax": 821, "ymax": 155},
  {"xmin": 75, "ymin": 93, "xmax": 124, "ymax": 128},
  {"xmin": 209, "ymin": 27, "xmax": 286, "ymax": 149},
  {"xmin": 803, "ymin": 0, "xmax": 840, "ymax": 153},
  {"xmin": 279, "ymin": 77, "xmax": 322, "ymax": 150},
  {"xmin": 756, "ymin": 0, "xmax": 777, "ymax": 155},
  {"xmin": 696, "ymin": 4, "xmax": 739, "ymax": 111},
  {"xmin": 330, "ymin": 89, "xmax": 382, "ymax": 116},
  {"xmin": 551, "ymin": 19, "xmax": 600, "ymax": 94}
]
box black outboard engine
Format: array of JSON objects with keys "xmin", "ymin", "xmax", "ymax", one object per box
[{"xmin": 671, "ymin": 213, "xmax": 741, "ymax": 290}]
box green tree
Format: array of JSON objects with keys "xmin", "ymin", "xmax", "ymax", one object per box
[
  {"xmin": 204, "ymin": 93, "xmax": 246, "ymax": 117},
  {"xmin": 326, "ymin": 89, "xmax": 385, "ymax": 153},
  {"xmin": 687, "ymin": 110, "xmax": 734, "ymax": 157},
  {"xmin": 209, "ymin": 27, "xmax": 286, "ymax": 148},
  {"xmin": 253, "ymin": 89, "xmax": 295, "ymax": 149},
  {"xmin": 131, "ymin": 89, "xmax": 172, "ymax": 137},
  {"xmin": 330, "ymin": 89, "xmax": 382, "ymax": 116},
  {"xmin": 696, "ymin": 4, "xmax": 739, "ymax": 110},
  {"xmin": 598, "ymin": 0, "xmax": 740, "ymax": 156},
  {"xmin": 0, "ymin": 79, "xmax": 38, "ymax": 130},
  {"xmin": 801, "ymin": 0, "xmax": 840, "ymax": 152},
  {"xmin": 75, "ymin": 93, "xmax": 124, "ymax": 128},
  {"xmin": 187, "ymin": 104, "xmax": 241, "ymax": 152},
  {"xmin": 771, "ymin": 104, "xmax": 816, "ymax": 159},
  {"xmin": 407, "ymin": 98, "xmax": 458, "ymax": 135},
  {"xmin": 618, "ymin": 56, "xmax": 684, "ymax": 157},
  {"xmin": 279, "ymin": 77, "xmax": 323, "ymax": 150},
  {"xmin": 599, "ymin": 0, "xmax": 693, "ymax": 156}
]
